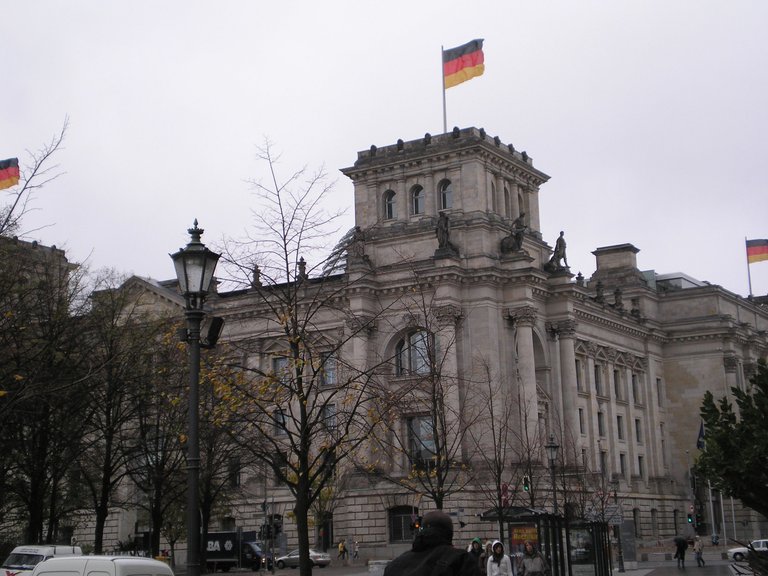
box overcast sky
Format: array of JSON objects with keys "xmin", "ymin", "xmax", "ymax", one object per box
[{"xmin": 3, "ymin": 1, "xmax": 768, "ymax": 297}]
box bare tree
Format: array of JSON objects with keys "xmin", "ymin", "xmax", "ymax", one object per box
[
  {"xmin": 0, "ymin": 119, "xmax": 68, "ymax": 237},
  {"xmin": 365, "ymin": 270, "xmax": 477, "ymax": 511},
  {"xmin": 216, "ymin": 141, "xmax": 393, "ymax": 576}
]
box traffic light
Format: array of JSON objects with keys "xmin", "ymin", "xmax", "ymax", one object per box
[
  {"xmin": 695, "ymin": 513, "xmax": 703, "ymax": 527},
  {"xmin": 523, "ymin": 475, "xmax": 531, "ymax": 492},
  {"xmin": 687, "ymin": 513, "xmax": 693, "ymax": 524},
  {"xmin": 411, "ymin": 516, "xmax": 422, "ymax": 531}
]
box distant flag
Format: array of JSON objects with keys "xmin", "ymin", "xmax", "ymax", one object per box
[
  {"xmin": 746, "ymin": 239, "xmax": 768, "ymax": 264},
  {"xmin": 696, "ymin": 421, "xmax": 705, "ymax": 450},
  {"xmin": 442, "ymin": 39, "xmax": 485, "ymax": 89},
  {"xmin": 0, "ymin": 158, "xmax": 20, "ymax": 191}
]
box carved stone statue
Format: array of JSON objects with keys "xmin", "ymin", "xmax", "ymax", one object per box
[
  {"xmin": 544, "ymin": 230, "xmax": 569, "ymax": 272},
  {"xmin": 501, "ymin": 212, "xmax": 527, "ymax": 253},
  {"xmin": 436, "ymin": 212, "xmax": 450, "ymax": 249}
]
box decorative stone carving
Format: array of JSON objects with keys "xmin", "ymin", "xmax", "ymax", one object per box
[
  {"xmin": 723, "ymin": 355, "xmax": 739, "ymax": 373},
  {"xmin": 434, "ymin": 304, "xmax": 462, "ymax": 328},
  {"xmin": 506, "ymin": 305, "xmax": 537, "ymax": 327}
]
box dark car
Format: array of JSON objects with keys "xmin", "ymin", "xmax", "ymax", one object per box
[{"xmin": 243, "ymin": 542, "xmax": 273, "ymax": 570}]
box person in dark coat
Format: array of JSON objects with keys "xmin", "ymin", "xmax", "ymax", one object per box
[
  {"xmin": 383, "ymin": 510, "xmax": 481, "ymax": 576},
  {"xmin": 674, "ymin": 536, "xmax": 689, "ymax": 568}
]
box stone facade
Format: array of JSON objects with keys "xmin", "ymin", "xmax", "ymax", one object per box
[{"xmin": 87, "ymin": 127, "xmax": 767, "ymax": 560}]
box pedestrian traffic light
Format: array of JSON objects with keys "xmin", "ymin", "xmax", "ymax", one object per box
[
  {"xmin": 695, "ymin": 513, "xmax": 703, "ymax": 527},
  {"xmin": 523, "ymin": 475, "xmax": 531, "ymax": 492},
  {"xmin": 687, "ymin": 513, "xmax": 693, "ymax": 524}
]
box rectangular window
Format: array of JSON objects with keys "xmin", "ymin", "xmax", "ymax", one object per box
[
  {"xmin": 274, "ymin": 408, "xmax": 287, "ymax": 436},
  {"xmin": 407, "ymin": 415, "xmax": 436, "ymax": 467},
  {"xmin": 597, "ymin": 412, "xmax": 605, "ymax": 437},
  {"xmin": 656, "ymin": 378, "xmax": 663, "ymax": 407},
  {"xmin": 600, "ymin": 451, "xmax": 608, "ymax": 475},
  {"xmin": 617, "ymin": 415, "xmax": 625, "ymax": 440},
  {"xmin": 321, "ymin": 403, "xmax": 337, "ymax": 432},
  {"xmin": 320, "ymin": 352, "xmax": 337, "ymax": 387},
  {"xmin": 638, "ymin": 455, "xmax": 645, "ymax": 478},
  {"xmin": 594, "ymin": 364, "xmax": 603, "ymax": 396},
  {"xmin": 632, "ymin": 373, "xmax": 640, "ymax": 404},
  {"xmin": 575, "ymin": 359, "xmax": 583, "ymax": 391},
  {"xmin": 578, "ymin": 408, "xmax": 585, "ymax": 435},
  {"xmin": 620, "ymin": 453, "xmax": 627, "ymax": 477},
  {"xmin": 273, "ymin": 356, "xmax": 289, "ymax": 384},
  {"xmin": 228, "ymin": 458, "xmax": 241, "ymax": 487},
  {"xmin": 635, "ymin": 418, "xmax": 643, "ymax": 443},
  {"xmin": 614, "ymin": 369, "xmax": 622, "ymax": 400}
]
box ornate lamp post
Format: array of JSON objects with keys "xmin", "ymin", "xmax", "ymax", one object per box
[
  {"xmin": 545, "ymin": 433, "xmax": 560, "ymax": 515},
  {"xmin": 170, "ymin": 220, "xmax": 220, "ymax": 576}
]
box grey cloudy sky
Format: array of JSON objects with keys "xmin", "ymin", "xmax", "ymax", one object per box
[{"xmin": 3, "ymin": 1, "xmax": 768, "ymax": 296}]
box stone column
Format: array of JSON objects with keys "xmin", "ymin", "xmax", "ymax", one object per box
[
  {"xmin": 557, "ymin": 320, "xmax": 579, "ymax": 444},
  {"xmin": 346, "ymin": 315, "xmax": 379, "ymax": 465},
  {"xmin": 511, "ymin": 182, "xmax": 521, "ymax": 220},
  {"xmin": 435, "ymin": 304, "xmax": 463, "ymax": 453},
  {"xmin": 507, "ymin": 306, "xmax": 539, "ymax": 443}
]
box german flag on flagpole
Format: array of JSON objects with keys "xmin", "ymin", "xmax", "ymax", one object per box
[
  {"xmin": 443, "ymin": 39, "xmax": 485, "ymax": 89},
  {"xmin": 746, "ymin": 239, "xmax": 768, "ymax": 264},
  {"xmin": 0, "ymin": 158, "xmax": 20, "ymax": 191}
]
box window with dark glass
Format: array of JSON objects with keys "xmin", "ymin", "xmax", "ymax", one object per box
[
  {"xmin": 320, "ymin": 352, "xmax": 337, "ymax": 387},
  {"xmin": 389, "ymin": 505, "xmax": 418, "ymax": 543},
  {"xmin": 411, "ymin": 185, "xmax": 424, "ymax": 215},
  {"xmin": 395, "ymin": 330, "xmax": 431, "ymax": 376},
  {"xmin": 407, "ymin": 415, "xmax": 436, "ymax": 466},
  {"xmin": 384, "ymin": 190, "xmax": 396, "ymax": 220},
  {"xmin": 439, "ymin": 180, "xmax": 453, "ymax": 210}
]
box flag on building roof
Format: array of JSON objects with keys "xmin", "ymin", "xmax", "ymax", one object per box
[
  {"xmin": 746, "ymin": 239, "xmax": 768, "ymax": 264},
  {"xmin": 443, "ymin": 39, "xmax": 485, "ymax": 89},
  {"xmin": 0, "ymin": 158, "xmax": 20, "ymax": 191}
]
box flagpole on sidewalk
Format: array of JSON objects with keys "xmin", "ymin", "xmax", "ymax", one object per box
[
  {"xmin": 441, "ymin": 45, "xmax": 448, "ymax": 134},
  {"xmin": 746, "ymin": 236, "xmax": 754, "ymax": 297}
]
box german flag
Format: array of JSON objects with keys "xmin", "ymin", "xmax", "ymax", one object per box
[
  {"xmin": 443, "ymin": 39, "xmax": 484, "ymax": 89},
  {"xmin": 0, "ymin": 158, "xmax": 20, "ymax": 191},
  {"xmin": 746, "ymin": 239, "xmax": 768, "ymax": 264}
]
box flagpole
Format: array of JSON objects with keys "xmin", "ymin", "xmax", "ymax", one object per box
[
  {"xmin": 441, "ymin": 45, "xmax": 447, "ymax": 134},
  {"xmin": 746, "ymin": 236, "xmax": 754, "ymax": 297}
]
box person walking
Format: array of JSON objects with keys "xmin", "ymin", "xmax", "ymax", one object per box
[
  {"xmin": 693, "ymin": 536, "xmax": 705, "ymax": 567},
  {"xmin": 674, "ymin": 536, "xmax": 688, "ymax": 569},
  {"xmin": 383, "ymin": 510, "xmax": 480, "ymax": 576},
  {"xmin": 468, "ymin": 538, "xmax": 483, "ymax": 573},
  {"xmin": 338, "ymin": 539, "xmax": 347, "ymax": 560},
  {"xmin": 517, "ymin": 541, "xmax": 549, "ymax": 576},
  {"xmin": 479, "ymin": 542, "xmax": 492, "ymax": 575},
  {"xmin": 353, "ymin": 540, "xmax": 360, "ymax": 560},
  {"xmin": 487, "ymin": 541, "xmax": 513, "ymax": 576}
]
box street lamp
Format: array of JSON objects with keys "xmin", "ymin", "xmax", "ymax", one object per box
[
  {"xmin": 611, "ymin": 480, "xmax": 625, "ymax": 573},
  {"xmin": 545, "ymin": 433, "xmax": 560, "ymax": 515},
  {"xmin": 170, "ymin": 220, "xmax": 220, "ymax": 576}
]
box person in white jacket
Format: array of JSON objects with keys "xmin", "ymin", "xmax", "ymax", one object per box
[{"xmin": 486, "ymin": 541, "xmax": 513, "ymax": 576}]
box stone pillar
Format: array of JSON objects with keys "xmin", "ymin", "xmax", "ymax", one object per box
[
  {"xmin": 507, "ymin": 306, "xmax": 539, "ymax": 442},
  {"xmin": 557, "ymin": 320, "xmax": 579, "ymax": 445},
  {"xmin": 435, "ymin": 304, "xmax": 463, "ymax": 452},
  {"xmin": 346, "ymin": 315, "xmax": 378, "ymax": 465},
  {"xmin": 511, "ymin": 182, "xmax": 521, "ymax": 220}
]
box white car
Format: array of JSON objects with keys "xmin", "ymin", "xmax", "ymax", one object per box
[
  {"xmin": 728, "ymin": 539, "xmax": 768, "ymax": 562},
  {"xmin": 275, "ymin": 548, "xmax": 331, "ymax": 569}
]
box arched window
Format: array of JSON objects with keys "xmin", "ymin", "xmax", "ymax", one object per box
[
  {"xmin": 395, "ymin": 330, "xmax": 430, "ymax": 375},
  {"xmin": 439, "ymin": 179, "xmax": 453, "ymax": 210},
  {"xmin": 411, "ymin": 185, "xmax": 424, "ymax": 215},
  {"xmin": 383, "ymin": 190, "xmax": 396, "ymax": 220}
]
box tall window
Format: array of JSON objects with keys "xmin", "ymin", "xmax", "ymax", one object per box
[
  {"xmin": 273, "ymin": 408, "xmax": 287, "ymax": 436},
  {"xmin": 594, "ymin": 364, "xmax": 603, "ymax": 395},
  {"xmin": 575, "ymin": 359, "xmax": 583, "ymax": 391},
  {"xmin": 320, "ymin": 352, "xmax": 337, "ymax": 387},
  {"xmin": 638, "ymin": 455, "xmax": 645, "ymax": 478},
  {"xmin": 411, "ymin": 185, "xmax": 424, "ymax": 215},
  {"xmin": 632, "ymin": 373, "xmax": 641, "ymax": 404},
  {"xmin": 228, "ymin": 458, "xmax": 241, "ymax": 487},
  {"xmin": 439, "ymin": 180, "xmax": 453, "ymax": 210},
  {"xmin": 384, "ymin": 190, "xmax": 396, "ymax": 220},
  {"xmin": 389, "ymin": 505, "xmax": 418, "ymax": 543},
  {"xmin": 619, "ymin": 453, "xmax": 627, "ymax": 477},
  {"xmin": 578, "ymin": 408, "xmax": 585, "ymax": 434},
  {"xmin": 617, "ymin": 415, "xmax": 625, "ymax": 440},
  {"xmin": 396, "ymin": 330, "xmax": 431, "ymax": 376},
  {"xmin": 272, "ymin": 356, "xmax": 289, "ymax": 384},
  {"xmin": 597, "ymin": 412, "xmax": 605, "ymax": 437},
  {"xmin": 635, "ymin": 418, "xmax": 643, "ymax": 443},
  {"xmin": 321, "ymin": 403, "xmax": 337, "ymax": 433},
  {"xmin": 614, "ymin": 369, "xmax": 622, "ymax": 399},
  {"xmin": 656, "ymin": 377, "xmax": 663, "ymax": 407},
  {"xmin": 407, "ymin": 415, "xmax": 436, "ymax": 466}
]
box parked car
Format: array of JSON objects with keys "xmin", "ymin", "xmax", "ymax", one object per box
[
  {"xmin": 31, "ymin": 556, "xmax": 173, "ymax": 576},
  {"xmin": 2, "ymin": 545, "xmax": 83, "ymax": 576},
  {"xmin": 275, "ymin": 549, "xmax": 331, "ymax": 569},
  {"xmin": 728, "ymin": 539, "xmax": 768, "ymax": 562}
]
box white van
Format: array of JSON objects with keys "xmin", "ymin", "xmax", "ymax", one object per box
[
  {"xmin": 2, "ymin": 545, "xmax": 83, "ymax": 576},
  {"xmin": 31, "ymin": 556, "xmax": 173, "ymax": 576}
]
